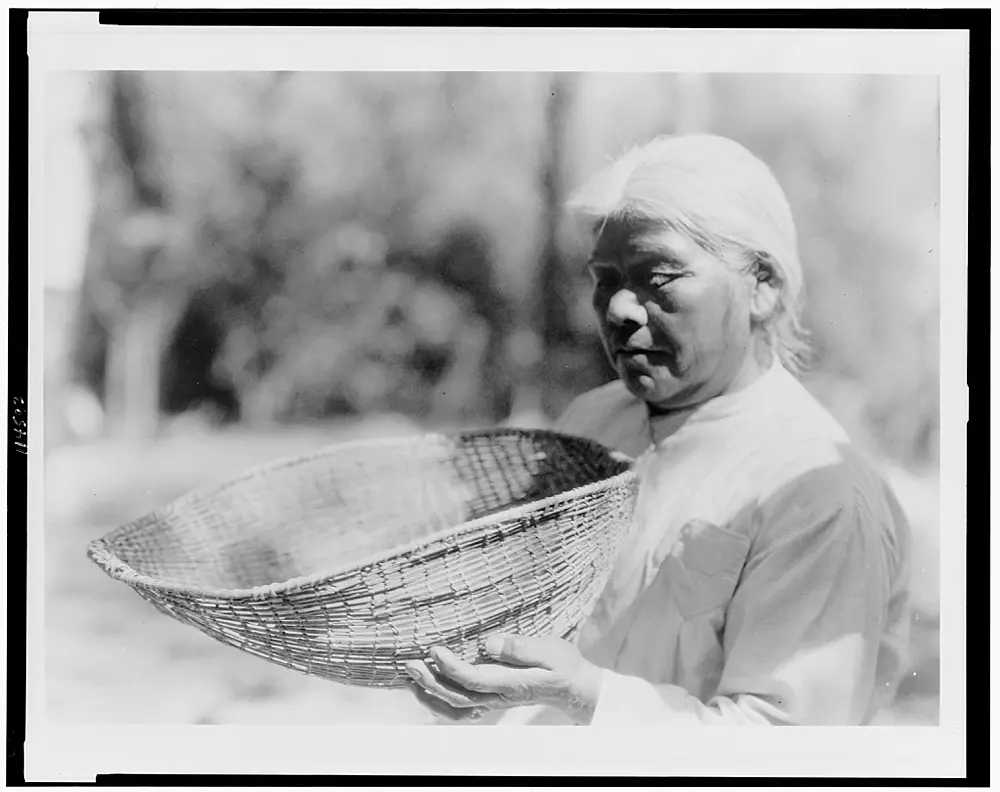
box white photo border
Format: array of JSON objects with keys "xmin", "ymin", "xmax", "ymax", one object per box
[{"xmin": 22, "ymin": 11, "xmax": 969, "ymax": 781}]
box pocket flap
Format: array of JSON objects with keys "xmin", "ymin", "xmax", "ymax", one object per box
[{"xmin": 673, "ymin": 520, "xmax": 751, "ymax": 576}]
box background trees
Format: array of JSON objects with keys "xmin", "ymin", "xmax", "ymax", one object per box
[{"xmin": 56, "ymin": 71, "xmax": 938, "ymax": 469}]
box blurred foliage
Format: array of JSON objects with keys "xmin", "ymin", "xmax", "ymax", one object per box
[{"xmin": 66, "ymin": 72, "xmax": 939, "ymax": 467}]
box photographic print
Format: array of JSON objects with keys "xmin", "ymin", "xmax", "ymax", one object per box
[{"xmin": 21, "ymin": 14, "xmax": 971, "ymax": 781}]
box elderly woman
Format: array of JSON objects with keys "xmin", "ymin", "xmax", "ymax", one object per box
[{"xmin": 405, "ymin": 134, "xmax": 912, "ymax": 726}]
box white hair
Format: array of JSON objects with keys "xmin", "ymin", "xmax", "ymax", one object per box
[{"xmin": 567, "ymin": 134, "xmax": 810, "ymax": 374}]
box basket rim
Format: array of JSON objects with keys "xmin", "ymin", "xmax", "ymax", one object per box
[{"xmin": 86, "ymin": 427, "xmax": 636, "ymax": 602}]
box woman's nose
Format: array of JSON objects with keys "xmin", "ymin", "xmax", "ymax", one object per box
[{"xmin": 606, "ymin": 288, "xmax": 647, "ymax": 327}]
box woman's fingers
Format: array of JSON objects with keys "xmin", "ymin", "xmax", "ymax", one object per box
[
  {"xmin": 482, "ymin": 635, "xmax": 571, "ymax": 670},
  {"xmin": 411, "ymin": 684, "xmax": 478, "ymax": 723},
  {"xmin": 405, "ymin": 659, "xmax": 502, "ymax": 709},
  {"xmin": 430, "ymin": 646, "xmax": 500, "ymax": 691},
  {"xmin": 428, "ymin": 645, "xmax": 552, "ymax": 703}
]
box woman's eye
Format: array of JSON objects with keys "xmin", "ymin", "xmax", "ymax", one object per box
[{"xmin": 648, "ymin": 272, "xmax": 681, "ymax": 288}]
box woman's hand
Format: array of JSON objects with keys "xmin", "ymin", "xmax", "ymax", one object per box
[{"xmin": 405, "ymin": 634, "xmax": 602, "ymax": 725}]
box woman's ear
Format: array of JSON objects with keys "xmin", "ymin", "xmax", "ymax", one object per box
[{"xmin": 748, "ymin": 253, "xmax": 781, "ymax": 323}]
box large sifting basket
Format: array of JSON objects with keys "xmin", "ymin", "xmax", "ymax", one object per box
[{"xmin": 87, "ymin": 429, "xmax": 638, "ymax": 688}]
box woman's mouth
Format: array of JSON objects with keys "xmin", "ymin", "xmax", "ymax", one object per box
[
  {"xmin": 615, "ymin": 347, "xmax": 685, "ymax": 381},
  {"xmin": 617, "ymin": 348, "xmax": 670, "ymax": 363}
]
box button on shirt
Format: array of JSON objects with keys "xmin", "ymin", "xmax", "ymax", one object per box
[{"xmin": 519, "ymin": 362, "xmax": 912, "ymax": 725}]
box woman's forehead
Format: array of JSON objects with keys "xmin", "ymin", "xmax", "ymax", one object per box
[{"xmin": 588, "ymin": 218, "xmax": 698, "ymax": 263}]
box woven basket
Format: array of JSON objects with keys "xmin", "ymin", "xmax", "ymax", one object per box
[{"xmin": 86, "ymin": 429, "xmax": 637, "ymax": 688}]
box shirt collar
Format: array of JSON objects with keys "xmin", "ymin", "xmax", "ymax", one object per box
[{"xmin": 646, "ymin": 358, "xmax": 786, "ymax": 446}]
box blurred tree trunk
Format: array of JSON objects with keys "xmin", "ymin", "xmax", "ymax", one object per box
[
  {"xmin": 539, "ymin": 74, "xmax": 574, "ymax": 355},
  {"xmin": 97, "ymin": 73, "xmax": 180, "ymax": 439},
  {"xmin": 509, "ymin": 73, "xmax": 575, "ymax": 426},
  {"xmin": 104, "ymin": 288, "xmax": 180, "ymax": 438}
]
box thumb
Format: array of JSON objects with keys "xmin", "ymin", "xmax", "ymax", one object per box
[{"xmin": 482, "ymin": 634, "xmax": 566, "ymax": 669}]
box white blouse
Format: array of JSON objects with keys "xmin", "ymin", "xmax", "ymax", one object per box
[{"xmin": 514, "ymin": 362, "xmax": 912, "ymax": 725}]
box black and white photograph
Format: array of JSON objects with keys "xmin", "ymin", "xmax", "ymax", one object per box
[{"xmin": 20, "ymin": 13, "xmax": 971, "ymax": 781}]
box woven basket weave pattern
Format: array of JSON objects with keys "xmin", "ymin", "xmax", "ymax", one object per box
[{"xmin": 87, "ymin": 430, "xmax": 637, "ymax": 688}]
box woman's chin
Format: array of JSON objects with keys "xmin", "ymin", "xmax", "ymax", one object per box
[{"xmin": 619, "ymin": 366, "xmax": 679, "ymax": 405}]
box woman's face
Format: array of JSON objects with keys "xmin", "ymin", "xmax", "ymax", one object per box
[{"xmin": 588, "ymin": 218, "xmax": 760, "ymax": 412}]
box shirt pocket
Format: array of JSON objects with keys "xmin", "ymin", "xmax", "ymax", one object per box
[{"xmin": 664, "ymin": 521, "xmax": 751, "ymax": 619}]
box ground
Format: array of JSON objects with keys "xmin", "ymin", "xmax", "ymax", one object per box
[{"xmin": 42, "ymin": 420, "xmax": 940, "ymax": 726}]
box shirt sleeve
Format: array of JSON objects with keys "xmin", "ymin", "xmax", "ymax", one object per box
[
  {"xmin": 552, "ymin": 391, "xmax": 594, "ymax": 436},
  {"xmin": 591, "ymin": 484, "xmax": 902, "ymax": 726}
]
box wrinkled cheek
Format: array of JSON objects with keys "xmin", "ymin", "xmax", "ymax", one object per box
[
  {"xmin": 652, "ymin": 291, "xmax": 681, "ymax": 314},
  {"xmin": 714, "ymin": 300, "xmax": 751, "ymax": 356},
  {"xmin": 646, "ymin": 309, "xmax": 686, "ymax": 352}
]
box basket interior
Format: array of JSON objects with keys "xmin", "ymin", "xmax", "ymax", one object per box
[{"xmin": 98, "ymin": 431, "xmax": 625, "ymax": 591}]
